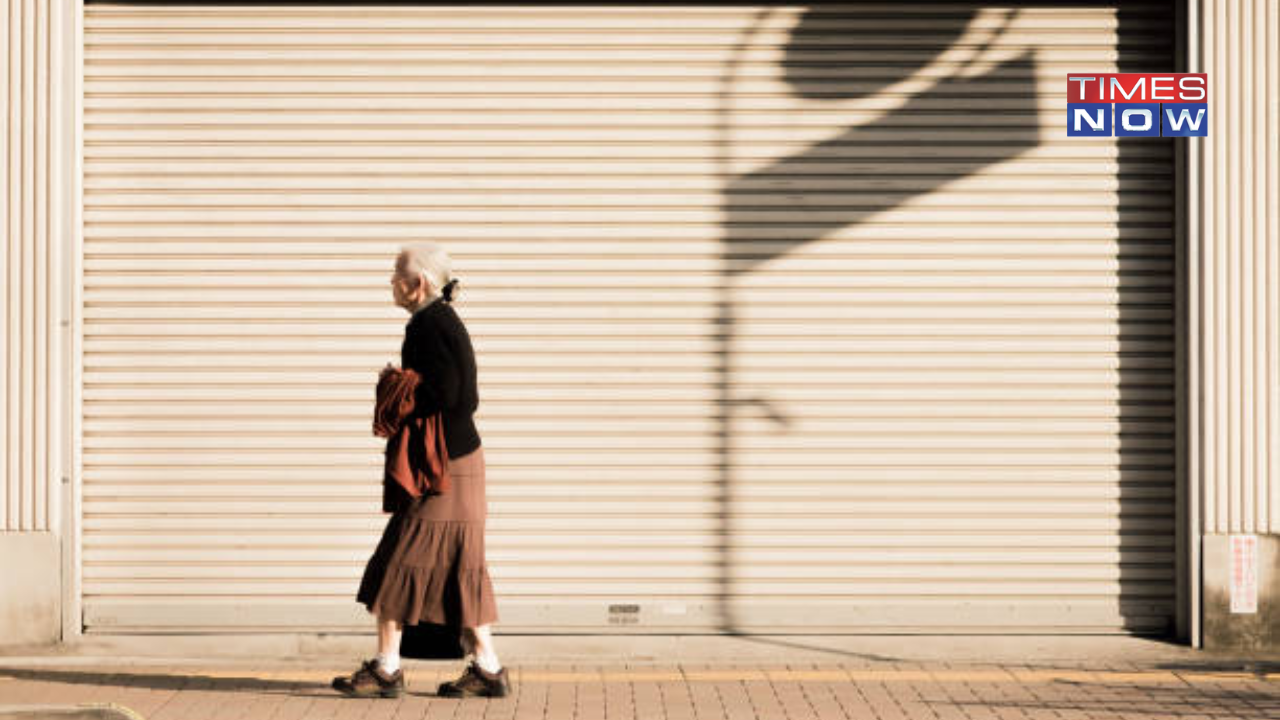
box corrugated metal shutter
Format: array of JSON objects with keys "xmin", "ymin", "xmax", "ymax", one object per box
[{"xmin": 81, "ymin": 2, "xmax": 1176, "ymax": 633}]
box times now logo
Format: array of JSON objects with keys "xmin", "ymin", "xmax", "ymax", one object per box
[{"xmin": 1067, "ymin": 73, "xmax": 1208, "ymax": 137}]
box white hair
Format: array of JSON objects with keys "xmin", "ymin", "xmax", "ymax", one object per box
[{"xmin": 398, "ymin": 242, "xmax": 458, "ymax": 302}]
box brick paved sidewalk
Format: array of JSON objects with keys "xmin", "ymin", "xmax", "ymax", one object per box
[{"xmin": 2, "ymin": 659, "xmax": 1278, "ymax": 720}]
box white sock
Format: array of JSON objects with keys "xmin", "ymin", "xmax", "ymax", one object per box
[
  {"xmin": 474, "ymin": 649, "xmax": 501, "ymax": 674},
  {"xmin": 376, "ymin": 653, "xmax": 400, "ymax": 674}
]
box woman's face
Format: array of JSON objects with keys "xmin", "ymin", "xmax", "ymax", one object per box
[{"xmin": 391, "ymin": 257, "xmax": 428, "ymax": 311}]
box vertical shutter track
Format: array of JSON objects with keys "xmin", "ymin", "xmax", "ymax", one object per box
[
  {"xmin": 2, "ymin": 0, "xmax": 57, "ymax": 533},
  {"xmin": 81, "ymin": 2, "xmax": 1176, "ymax": 633},
  {"xmin": 1195, "ymin": 0, "xmax": 1279, "ymax": 535}
]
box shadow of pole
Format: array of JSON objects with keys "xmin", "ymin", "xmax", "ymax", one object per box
[{"xmin": 714, "ymin": 7, "xmax": 775, "ymax": 635}]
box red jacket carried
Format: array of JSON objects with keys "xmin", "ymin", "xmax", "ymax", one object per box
[{"xmin": 374, "ymin": 365, "xmax": 451, "ymax": 512}]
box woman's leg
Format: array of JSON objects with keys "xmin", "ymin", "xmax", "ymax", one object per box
[
  {"xmin": 437, "ymin": 624, "xmax": 508, "ymax": 697},
  {"xmin": 377, "ymin": 615, "xmax": 403, "ymax": 672},
  {"xmin": 332, "ymin": 615, "xmax": 406, "ymax": 697},
  {"xmin": 466, "ymin": 624, "xmax": 502, "ymax": 673}
]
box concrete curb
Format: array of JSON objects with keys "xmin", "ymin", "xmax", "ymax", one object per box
[
  {"xmin": 0, "ymin": 634, "xmax": 1212, "ymax": 664},
  {"xmin": 0, "ymin": 705, "xmax": 144, "ymax": 720}
]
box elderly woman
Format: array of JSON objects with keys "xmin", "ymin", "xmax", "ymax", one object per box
[{"xmin": 333, "ymin": 243, "xmax": 508, "ymax": 699}]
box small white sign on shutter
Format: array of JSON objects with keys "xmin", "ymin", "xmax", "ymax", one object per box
[{"xmin": 1229, "ymin": 534, "xmax": 1258, "ymax": 614}]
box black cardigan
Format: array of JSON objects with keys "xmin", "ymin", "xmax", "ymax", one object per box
[{"xmin": 401, "ymin": 298, "xmax": 482, "ymax": 459}]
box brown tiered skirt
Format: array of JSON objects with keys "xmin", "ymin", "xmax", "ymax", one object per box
[{"xmin": 357, "ymin": 447, "xmax": 499, "ymax": 628}]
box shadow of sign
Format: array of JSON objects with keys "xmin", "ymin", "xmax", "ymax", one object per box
[
  {"xmin": 725, "ymin": 13, "xmax": 1037, "ymax": 276},
  {"xmin": 711, "ymin": 4, "xmax": 1172, "ymax": 637}
]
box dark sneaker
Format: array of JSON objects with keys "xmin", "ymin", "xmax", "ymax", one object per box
[
  {"xmin": 436, "ymin": 661, "xmax": 510, "ymax": 698},
  {"xmin": 332, "ymin": 659, "xmax": 405, "ymax": 698}
]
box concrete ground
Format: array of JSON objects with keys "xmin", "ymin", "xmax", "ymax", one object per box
[{"xmin": 2, "ymin": 635, "xmax": 1279, "ymax": 720}]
